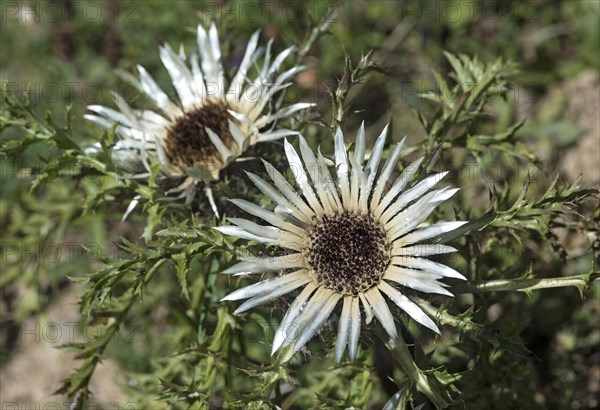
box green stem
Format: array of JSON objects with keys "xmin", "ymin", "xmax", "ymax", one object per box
[
  {"xmin": 414, "ymin": 298, "xmax": 477, "ymax": 334},
  {"xmin": 426, "ymin": 93, "xmax": 469, "ymax": 172},
  {"xmin": 192, "ymin": 254, "xmax": 213, "ymax": 310},
  {"xmin": 387, "ymin": 334, "xmax": 450, "ymax": 409},
  {"xmin": 297, "ymin": 10, "xmax": 336, "ymax": 62},
  {"xmin": 452, "ymin": 272, "xmax": 597, "ymax": 294}
]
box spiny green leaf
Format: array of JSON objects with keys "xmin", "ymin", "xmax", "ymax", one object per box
[{"xmin": 172, "ymin": 252, "xmax": 190, "ymax": 300}]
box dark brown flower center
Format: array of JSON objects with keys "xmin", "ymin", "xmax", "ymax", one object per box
[
  {"xmin": 164, "ymin": 100, "xmax": 236, "ymax": 176},
  {"xmin": 304, "ymin": 211, "xmax": 391, "ymax": 296}
]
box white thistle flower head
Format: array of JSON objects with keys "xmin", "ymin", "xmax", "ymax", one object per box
[
  {"xmin": 216, "ymin": 123, "xmax": 468, "ymax": 362},
  {"xmin": 85, "ymin": 23, "xmax": 312, "ymax": 205}
]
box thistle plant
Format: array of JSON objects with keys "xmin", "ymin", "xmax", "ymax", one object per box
[{"xmin": 1, "ymin": 4, "xmax": 598, "ymax": 410}]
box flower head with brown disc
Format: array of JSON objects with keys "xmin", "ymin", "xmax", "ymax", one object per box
[
  {"xmin": 85, "ymin": 23, "xmax": 311, "ymax": 209},
  {"xmin": 217, "ymin": 124, "xmax": 467, "ymax": 362}
]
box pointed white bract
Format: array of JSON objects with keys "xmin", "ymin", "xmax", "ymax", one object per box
[
  {"xmin": 85, "ymin": 23, "xmax": 311, "ymax": 207},
  {"xmin": 217, "ymin": 124, "xmax": 467, "ymax": 362}
]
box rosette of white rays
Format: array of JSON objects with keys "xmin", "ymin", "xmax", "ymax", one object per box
[
  {"xmin": 215, "ymin": 123, "xmax": 468, "ymax": 362},
  {"xmin": 84, "ymin": 22, "xmax": 312, "ymax": 216}
]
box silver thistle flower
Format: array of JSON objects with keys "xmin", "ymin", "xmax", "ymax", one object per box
[
  {"xmin": 216, "ymin": 124, "xmax": 467, "ymax": 362},
  {"xmin": 85, "ymin": 23, "xmax": 312, "ymax": 211}
]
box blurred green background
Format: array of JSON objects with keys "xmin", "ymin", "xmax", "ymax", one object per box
[{"xmin": 1, "ymin": 0, "xmax": 598, "ymax": 408}]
